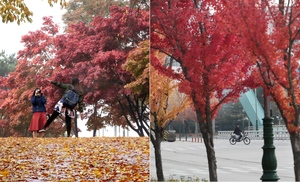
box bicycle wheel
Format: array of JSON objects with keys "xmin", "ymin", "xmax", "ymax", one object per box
[
  {"xmin": 243, "ymin": 137, "xmax": 251, "ymax": 145},
  {"xmin": 229, "ymin": 137, "xmax": 236, "ymax": 145}
]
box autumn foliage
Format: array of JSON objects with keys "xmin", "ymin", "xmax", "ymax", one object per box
[
  {"xmin": 150, "ymin": 64, "xmax": 189, "ymax": 129},
  {"xmin": 62, "ymin": 0, "xmax": 133, "ymax": 25},
  {"xmin": 151, "ymin": 0, "xmax": 256, "ymax": 118},
  {"xmin": 0, "ymin": 4, "xmax": 149, "ymax": 137},
  {"xmin": 0, "ymin": 0, "xmax": 66, "ymax": 24},
  {"xmin": 151, "ymin": 0, "xmax": 257, "ymax": 181},
  {"xmin": 150, "ymin": 58, "xmax": 190, "ymax": 180},
  {"xmin": 220, "ymin": 0, "xmax": 300, "ymax": 130},
  {"xmin": 218, "ymin": 1, "xmax": 300, "ymax": 180},
  {"xmin": 0, "ymin": 137, "xmax": 149, "ymax": 181}
]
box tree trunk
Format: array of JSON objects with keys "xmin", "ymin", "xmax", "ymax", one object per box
[
  {"xmin": 201, "ymin": 124, "xmax": 218, "ymax": 181},
  {"xmin": 150, "ymin": 124, "xmax": 165, "ymax": 181},
  {"xmin": 118, "ymin": 97, "xmax": 148, "ymax": 137},
  {"xmin": 290, "ymin": 133, "xmax": 300, "ymax": 180},
  {"xmin": 197, "ymin": 105, "xmax": 218, "ymax": 182},
  {"xmin": 93, "ymin": 128, "xmax": 97, "ymax": 137},
  {"xmin": 193, "ymin": 90, "xmax": 218, "ymax": 181},
  {"xmin": 153, "ymin": 137, "xmax": 164, "ymax": 181}
]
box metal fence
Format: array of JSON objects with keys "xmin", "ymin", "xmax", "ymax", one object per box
[
  {"xmin": 173, "ymin": 128, "xmax": 290, "ymax": 143},
  {"xmin": 217, "ymin": 130, "xmax": 290, "ymax": 140},
  {"xmin": 176, "ymin": 133, "xmax": 203, "ymax": 142},
  {"xmin": 172, "ymin": 124, "xmax": 290, "ymax": 142}
]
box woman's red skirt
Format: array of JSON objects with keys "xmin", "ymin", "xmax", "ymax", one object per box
[{"xmin": 29, "ymin": 112, "xmax": 47, "ymax": 132}]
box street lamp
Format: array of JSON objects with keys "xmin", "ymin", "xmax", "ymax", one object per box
[
  {"xmin": 255, "ymin": 88, "xmax": 258, "ymax": 131},
  {"xmin": 261, "ymin": 94, "xmax": 279, "ymax": 181}
]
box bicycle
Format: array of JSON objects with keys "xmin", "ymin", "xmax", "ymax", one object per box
[{"xmin": 229, "ymin": 132, "xmax": 251, "ymax": 145}]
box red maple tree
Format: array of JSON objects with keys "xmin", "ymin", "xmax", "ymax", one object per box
[
  {"xmin": 48, "ymin": 5, "xmax": 149, "ymax": 136},
  {"xmin": 0, "ymin": 5, "xmax": 149, "ymax": 137},
  {"xmin": 220, "ymin": 0, "xmax": 300, "ymax": 180},
  {"xmin": 151, "ymin": 0, "xmax": 257, "ymax": 180}
]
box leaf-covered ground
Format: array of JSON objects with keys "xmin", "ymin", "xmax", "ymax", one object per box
[{"xmin": 0, "ymin": 137, "xmax": 149, "ymax": 181}]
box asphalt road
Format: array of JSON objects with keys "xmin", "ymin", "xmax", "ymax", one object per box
[{"xmin": 150, "ymin": 139, "xmax": 294, "ymax": 181}]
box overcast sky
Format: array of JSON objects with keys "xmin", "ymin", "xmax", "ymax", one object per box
[{"xmin": 0, "ymin": 0, "xmax": 66, "ymax": 55}]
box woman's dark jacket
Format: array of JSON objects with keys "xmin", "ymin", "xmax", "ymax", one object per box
[{"xmin": 31, "ymin": 95, "xmax": 47, "ymax": 112}]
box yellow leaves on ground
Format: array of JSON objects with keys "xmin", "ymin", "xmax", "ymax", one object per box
[{"xmin": 0, "ymin": 137, "xmax": 149, "ymax": 181}]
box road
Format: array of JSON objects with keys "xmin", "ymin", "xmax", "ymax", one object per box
[{"xmin": 150, "ymin": 139, "xmax": 294, "ymax": 181}]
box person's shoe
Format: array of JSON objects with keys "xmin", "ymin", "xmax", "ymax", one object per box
[{"xmin": 39, "ymin": 128, "xmax": 46, "ymax": 132}]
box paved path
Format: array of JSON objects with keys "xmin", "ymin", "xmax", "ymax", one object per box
[{"xmin": 150, "ymin": 139, "xmax": 294, "ymax": 181}]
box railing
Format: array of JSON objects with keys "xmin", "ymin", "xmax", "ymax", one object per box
[
  {"xmin": 176, "ymin": 133, "xmax": 202, "ymax": 142},
  {"xmin": 173, "ymin": 128, "xmax": 290, "ymax": 143},
  {"xmin": 217, "ymin": 130, "xmax": 290, "ymax": 140}
]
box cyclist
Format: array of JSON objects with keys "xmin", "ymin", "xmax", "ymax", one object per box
[{"xmin": 233, "ymin": 124, "xmax": 243, "ymax": 141}]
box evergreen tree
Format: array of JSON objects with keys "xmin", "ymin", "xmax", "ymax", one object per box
[{"xmin": 0, "ymin": 51, "xmax": 17, "ymax": 77}]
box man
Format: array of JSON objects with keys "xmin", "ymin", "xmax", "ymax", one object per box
[
  {"xmin": 233, "ymin": 124, "xmax": 243, "ymax": 141},
  {"xmin": 39, "ymin": 78, "xmax": 84, "ymax": 137}
]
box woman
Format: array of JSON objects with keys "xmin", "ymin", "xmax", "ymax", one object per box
[
  {"xmin": 39, "ymin": 78, "xmax": 84, "ymax": 137},
  {"xmin": 29, "ymin": 88, "xmax": 47, "ymax": 138}
]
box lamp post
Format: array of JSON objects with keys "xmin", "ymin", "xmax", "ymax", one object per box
[
  {"xmin": 260, "ymin": 94, "xmax": 279, "ymax": 181},
  {"xmin": 255, "ymin": 88, "xmax": 258, "ymax": 131}
]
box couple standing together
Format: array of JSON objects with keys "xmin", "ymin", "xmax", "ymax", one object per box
[{"xmin": 28, "ymin": 78, "xmax": 84, "ymax": 138}]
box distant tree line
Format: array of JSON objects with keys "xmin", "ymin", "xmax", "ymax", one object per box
[{"xmin": 0, "ymin": 51, "xmax": 17, "ymax": 77}]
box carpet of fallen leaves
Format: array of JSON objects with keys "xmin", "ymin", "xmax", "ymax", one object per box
[{"xmin": 0, "ymin": 137, "xmax": 149, "ymax": 182}]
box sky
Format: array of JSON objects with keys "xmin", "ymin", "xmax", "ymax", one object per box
[
  {"xmin": 0, "ymin": 0, "xmax": 66, "ymax": 55},
  {"xmin": 0, "ymin": 0, "xmax": 139, "ymax": 137}
]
